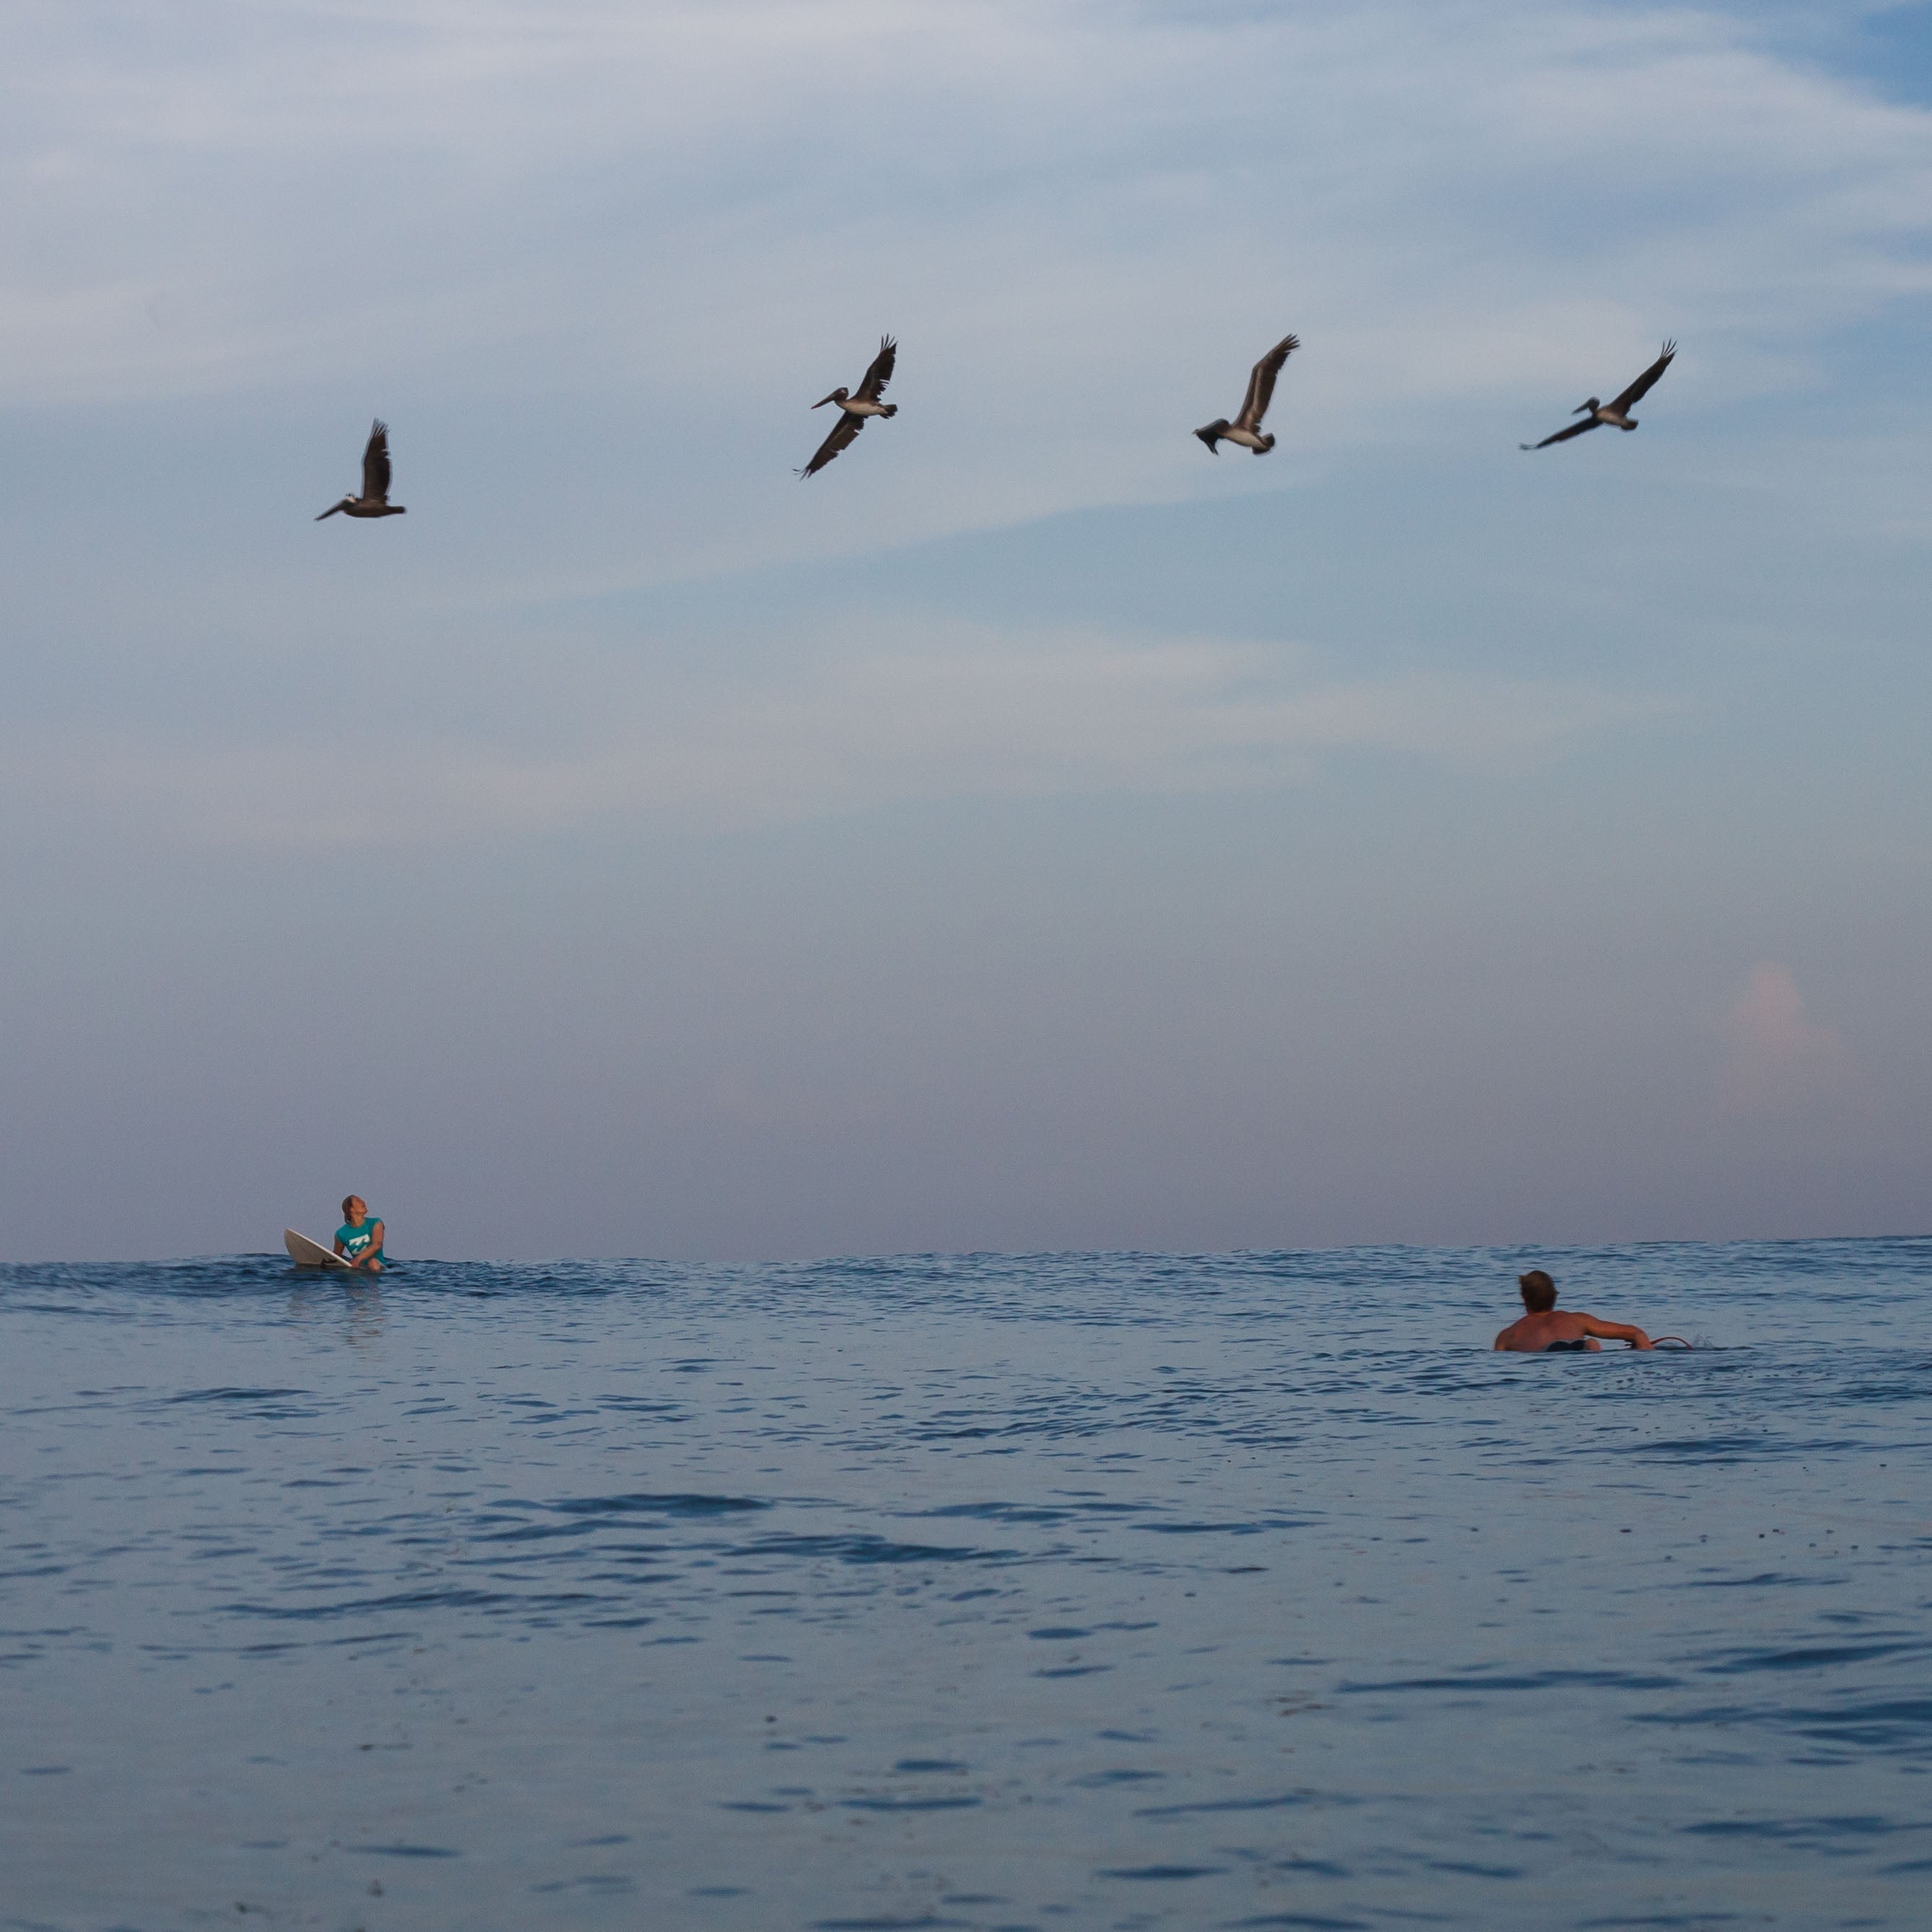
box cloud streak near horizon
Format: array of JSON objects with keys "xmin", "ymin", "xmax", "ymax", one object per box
[{"xmin": 0, "ymin": 616, "xmax": 1674, "ymax": 848}]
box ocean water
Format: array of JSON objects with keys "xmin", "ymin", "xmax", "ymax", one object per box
[{"xmin": 3, "ymin": 1241, "xmax": 1929, "ymax": 1932}]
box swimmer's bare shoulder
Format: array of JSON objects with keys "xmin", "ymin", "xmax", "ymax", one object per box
[{"xmin": 1494, "ymin": 1269, "xmax": 1654, "ymax": 1352}]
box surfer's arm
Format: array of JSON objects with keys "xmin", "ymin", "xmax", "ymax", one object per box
[
  {"xmin": 1581, "ymin": 1316, "xmax": 1651, "ymax": 1349},
  {"xmin": 353, "ymin": 1221, "xmax": 385, "ymax": 1269}
]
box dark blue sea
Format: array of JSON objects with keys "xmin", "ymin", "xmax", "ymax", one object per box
[{"xmin": 4, "ymin": 1240, "xmax": 1929, "ymax": 1931}]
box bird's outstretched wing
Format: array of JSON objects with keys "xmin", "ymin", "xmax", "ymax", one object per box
[
  {"xmin": 361, "ymin": 421, "xmax": 392, "ymax": 504},
  {"xmin": 855, "ymin": 336, "xmax": 897, "ymax": 405},
  {"xmin": 798, "ymin": 410, "xmax": 866, "ymax": 478},
  {"xmin": 1609, "ymin": 340, "xmax": 1675, "ymax": 416},
  {"xmin": 1235, "ymin": 333, "xmax": 1299, "ymax": 431},
  {"xmin": 1520, "ymin": 417, "xmax": 1602, "ymax": 450}
]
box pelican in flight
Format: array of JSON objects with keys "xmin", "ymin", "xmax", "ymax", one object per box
[
  {"xmin": 797, "ymin": 336, "xmax": 897, "ymax": 478},
  {"xmin": 316, "ymin": 420, "xmax": 406, "ymax": 519},
  {"xmin": 1520, "ymin": 341, "xmax": 1677, "ymax": 450},
  {"xmin": 1195, "ymin": 333, "xmax": 1299, "ymax": 455}
]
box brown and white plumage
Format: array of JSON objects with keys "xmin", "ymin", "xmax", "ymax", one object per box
[
  {"xmin": 1521, "ymin": 341, "xmax": 1677, "ymax": 450},
  {"xmin": 798, "ymin": 337, "xmax": 898, "ymax": 478},
  {"xmin": 1195, "ymin": 333, "xmax": 1299, "ymax": 454},
  {"xmin": 316, "ymin": 420, "xmax": 407, "ymax": 519}
]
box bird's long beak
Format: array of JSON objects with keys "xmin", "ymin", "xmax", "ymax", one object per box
[
  {"xmin": 315, "ymin": 500, "xmax": 346, "ymax": 520},
  {"xmin": 811, "ymin": 392, "xmax": 839, "ymax": 409}
]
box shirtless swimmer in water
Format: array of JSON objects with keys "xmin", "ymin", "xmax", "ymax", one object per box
[{"xmin": 1493, "ymin": 1269, "xmax": 1653, "ymax": 1352}]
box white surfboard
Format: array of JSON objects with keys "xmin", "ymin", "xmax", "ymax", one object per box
[{"xmin": 284, "ymin": 1227, "xmax": 351, "ymax": 1269}]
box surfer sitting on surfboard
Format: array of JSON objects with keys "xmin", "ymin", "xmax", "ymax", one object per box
[
  {"xmin": 334, "ymin": 1197, "xmax": 385, "ymax": 1273},
  {"xmin": 1493, "ymin": 1269, "xmax": 1651, "ymax": 1352}
]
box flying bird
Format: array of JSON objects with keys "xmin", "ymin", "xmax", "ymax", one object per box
[
  {"xmin": 797, "ymin": 337, "xmax": 897, "ymax": 478},
  {"xmin": 1195, "ymin": 333, "xmax": 1299, "ymax": 455},
  {"xmin": 316, "ymin": 420, "xmax": 407, "ymax": 519},
  {"xmin": 1520, "ymin": 341, "xmax": 1677, "ymax": 450}
]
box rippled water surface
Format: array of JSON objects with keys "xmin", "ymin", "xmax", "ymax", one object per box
[{"xmin": 4, "ymin": 1240, "xmax": 1930, "ymax": 1930}]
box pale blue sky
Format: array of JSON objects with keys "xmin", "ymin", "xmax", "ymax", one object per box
[{"xmin": 2, "ymin": 1, "xmax": 1929, "ymax": 1261}]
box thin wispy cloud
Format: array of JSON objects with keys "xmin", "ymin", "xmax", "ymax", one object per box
[{"xmin": 0, "ymin": 621, "xmax": 1669, "ymax": 848}]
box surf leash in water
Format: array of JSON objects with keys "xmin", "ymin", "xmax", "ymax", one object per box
[{"xmin": 1651, "ymin": 1336, "xmax": 1693, "ymax": 1348}]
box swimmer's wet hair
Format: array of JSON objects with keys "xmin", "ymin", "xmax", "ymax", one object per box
[{"xmin": 1518, "ymin": 1269, "xmax": 1557, "ymax": 1312}]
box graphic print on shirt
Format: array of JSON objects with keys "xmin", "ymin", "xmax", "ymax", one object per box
[{"xmin": 335, "ymin": 1216, "xmax": 380, "ymax": 1264}]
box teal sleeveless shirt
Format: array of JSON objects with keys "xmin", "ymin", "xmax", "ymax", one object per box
[{"xmin": 335, "ymin": 1215, "xmax": 384, "ymax": 1265}]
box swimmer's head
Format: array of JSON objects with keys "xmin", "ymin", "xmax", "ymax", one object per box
[
  {"xmin": 342, "ymin": 1195, "xmax": 364, "ymax": 1221},
  {"xmin": 1517, "ymin": 1269, "xmax": 1557, "ymax": 1312}
]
